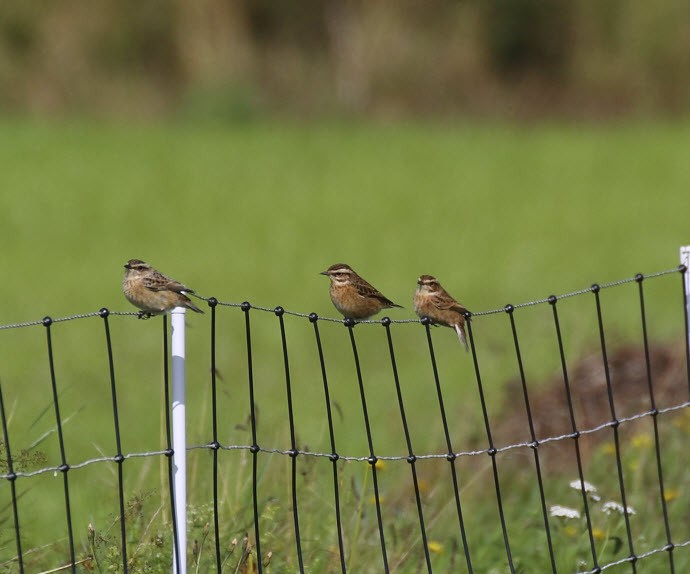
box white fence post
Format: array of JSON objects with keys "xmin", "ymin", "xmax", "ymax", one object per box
[
  {"xmin": 682, "ymin": 246, "xmax": 690, "ymax": 353},
  {"xmin": 171, "ymin": 308, "xmax": 187, "ymax": 574}
]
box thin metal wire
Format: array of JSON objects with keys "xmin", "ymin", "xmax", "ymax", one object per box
[
  {"xmin": 550, "ymin": 298, "xmax": 599, "ymax": 570},
  {"xmin": 0, "ymin": 319, "xmax": 45, "ymax": 329},
  {"xmin": 682, "ymin": 267, "xmax": 690, "ymax": 399},
  {"xmin": 3, "ymin": 399, "xmax": 687, "ymax": 482},
  {"xmin": 184, "ymin": 267, "xmax": 684, "ymax": 323},
  {"xmin": 0, "ymin": 310, "xmax": 138, "ymax": 330},
  {"xmin": 243, "ymin": 303, "xmax": 264, "ymax": 573},
  {"xmin": 309, "ymin": 315, "xmax": 347, "ymax": 573},
  {"xmin": 162, "ymin": 316, "xmax": 182, "ymax": 574},
  {"xmin": 276, "ymin": 307, "xmax": 305, "ymax": 573},
  {"xmin": 470, "ymin": 266, "xmax": 682, "ymax": 317},
  {"xmin": 43, "ymin": 317, "xmax": 76, "ymax": 574},
  {"xmin": 382, "ymin": 319, "xmax": 433, "ymax": 574},
  {"xmin": 207, "ymin": 298, "xmax": 222, "ymax": 572},
  {"xmin": 0, "ymin": 266, "xmax": 682, "ymax": 332},
  {"xmin": 592, "ymin": 287, "xmax": 637, "ymax": 573},
  {"xmin": 576, "ymin": 539, "xmax": 690, "ymax": 574},
  {"xmin": 0, "ymin": 265, "xmax": 686, "ymax": 573},
  {"xmin": 637, "ymin": 277, "xmax": 676, "ymax": 572},
  {"xmin": 506, "ymin": 308, "xmax": 557, "ymax": 574},
  {"xmin": 465, "ymin": 318, "xmax": 514, "ymax": 573},
  {"xmin": 100, "ymin": 309, "xmax": 129, "ymax": 573},
  {"xmin": 0, "ymin": 378, "xmax": 24, "ymax": 573},
  {"xmin": 346, "ymin": 321, "xmax": 390, "ymax": 573},
  {"xmin": 180, "ymin": 400, "xmax": 690, "ymax": 463},
  {"xmin": 0, "ymin": 450, "xmax": 172, "ymax": 479},
  {"xmin": 422, "ymin": 321, "xmax": 473, "ymax": 573}
]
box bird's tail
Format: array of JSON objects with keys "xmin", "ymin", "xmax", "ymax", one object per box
[
  {"xmin": 454, "ymin": 323, "xmax": 469, "ymax": 352},
  {"xmin": 184, "ymin": 297, "xmax": 205, "ymax": 314}
]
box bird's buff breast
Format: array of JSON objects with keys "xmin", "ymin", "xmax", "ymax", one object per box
[
  {"xmin": 329, "ymin": 284, "xmax": 380, "ymax": 319},
  {"xmin": 123, "ymin": 278, "xmax": 175, "ymax": 313}
]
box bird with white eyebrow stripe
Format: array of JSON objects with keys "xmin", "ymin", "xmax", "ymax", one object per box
[
  {"xmin": 414, "ymin": 274, "xmax": 469, "ymax": 350},
  {"xmin": 321, "ymin": 263, "xmax": 402, "ymax": 320},
  {"xmin": 122, "ymin": 259, "xmax": 204, "ymax": 315}
]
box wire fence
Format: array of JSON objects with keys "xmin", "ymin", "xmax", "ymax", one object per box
[{"xmin": 1, "ymin": 254, "xmax": 690, "ymax": 573}]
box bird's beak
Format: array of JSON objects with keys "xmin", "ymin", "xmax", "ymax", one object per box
[
  {"xmin": 124, "ymin": 263, "xmax": 131, "ymax": 269},
  {"xmin": 319, "ymin": 271, "xmax": 329, "ymax": 276}
]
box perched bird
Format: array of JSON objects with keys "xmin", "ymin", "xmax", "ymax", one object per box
[
  {"xmin": 122, "ymin": 259, "xmax": 204, "ymax": 315},
  {"xmin": 320, "ymin": 263, "xmax": 402, "ymax": 320},
  {"xmin": 414, "ymin": 275, "xmax": 469, "ymax": 350}
]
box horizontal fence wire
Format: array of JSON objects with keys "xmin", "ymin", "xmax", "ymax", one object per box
[
  {"xmin": 1, "ymin": 398, "xmax": 688, "ymax": 481},
  {"xmin": 0, "ymin": 264, "xmax": 689, "ymax": 574},
  {"xmin": 577, "ymin": 540, "xmax": 690, "ymax": 574},
  {"xmin": 186, "ymin": 400, "xmax": 690, "ymax": 458},
  {"xmin": 0, "ymin": 267, "xmax": 683, "ymax": 331}
]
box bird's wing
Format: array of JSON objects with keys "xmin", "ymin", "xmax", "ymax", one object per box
[
  {"xmin": 433, "ymin": 293, "xmax": 468, "ymax": 315},
  {"xmin": 166, "ymin": 280, "xmax": 194, "ymax": 294},
  {"xmin": 355, "ymin": 280, "xmax": 399, "ymax": 307},
  {"xmin": 143, "ymin": 271, "xmax": 192, "ymax": 294}
]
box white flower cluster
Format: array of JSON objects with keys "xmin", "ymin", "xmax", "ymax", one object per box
[
  {"xmin": 569, "ymin": 479, "xmax": 601, "ymax": 501},
  {"xmin": 550, "ymin": 480, "xmax": 636, "ymax": 521},
  {"xmin": 549, "ymin": 505, "xmax": 581, "ymax": 519},
  {"xmin": 601, "ymin": 501, "xmax": 636, "ymax": 516}
]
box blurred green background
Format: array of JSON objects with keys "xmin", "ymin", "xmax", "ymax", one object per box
[{"xmin": 1, "ymin": 2, "xmax": 689, "ymax": 572}]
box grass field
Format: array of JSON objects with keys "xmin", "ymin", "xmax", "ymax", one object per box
[{"xmin": 0, "ymin": 118, "xmax": 689, "ymax": 572}]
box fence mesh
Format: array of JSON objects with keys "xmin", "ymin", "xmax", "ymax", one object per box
[{"xmin": 1, "ymin": 265, "xmax": 689, "ymax": 573}]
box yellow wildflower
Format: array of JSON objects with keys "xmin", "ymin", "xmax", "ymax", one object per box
[
  {"xmin": 592, "ymin": 528, "xmax": 607, "ymax": 541},
  {"xmin": 631, "ymin": 433, "xmax": 652, "ymax": 449},
  {"xmin": 417, "ymin": 479, "xmax": 431, "ymax": 494},
  {"xmin": 663, "ymin": 488, "xmax": 679, "ymax": 503},
  {"xmin": 564, "ymin": 526, "xmax": 578, "ymax": 538}
]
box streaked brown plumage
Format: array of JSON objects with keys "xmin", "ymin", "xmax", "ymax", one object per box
[
  {"xmin": 122, "ymin": 259, "xmax": 203, "ymax": 315},
  {"xmin": 320, "ymin": 263, "xmax": 402, "ymax": 320},
  {"xmin": 414, "ymin": 274, "xmax": 469, "ymax": 350}
]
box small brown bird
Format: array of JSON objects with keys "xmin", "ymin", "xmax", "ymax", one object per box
[
  {"xmin": 414, "ymin": 275, "xmax": 469, "ymax": 350},
  {"xmin": 122, "ymin": 259, "xmax": 204, "ymax": 315},
  {"xmin": 320, "ymin": 263, "xmax": 402, "ymax": 320}
]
